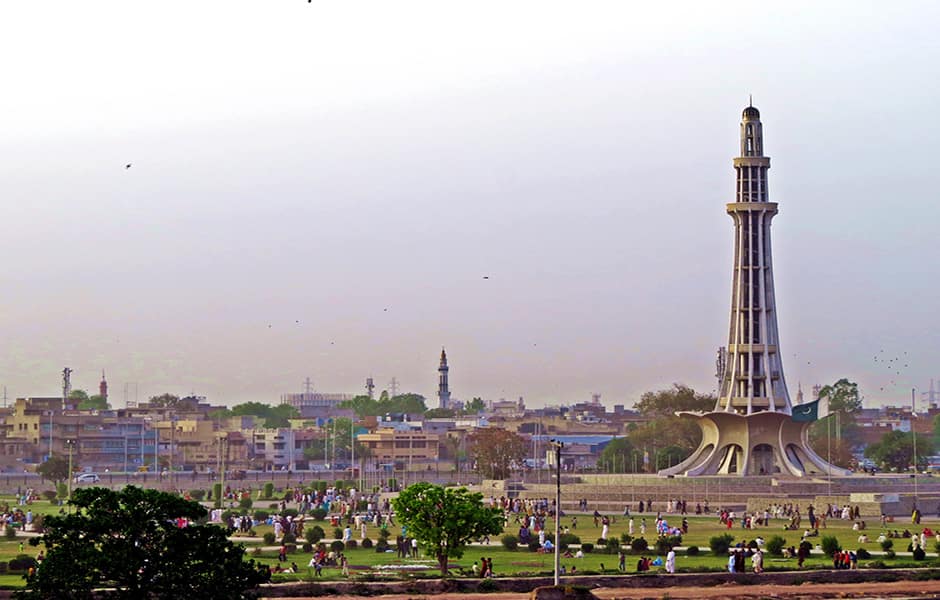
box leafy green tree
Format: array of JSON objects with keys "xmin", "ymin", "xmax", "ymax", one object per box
[
  {"xmin": 597, "ymin": 437, "xmax": 642, "ymax": 473},
  {"xmin": 461, "ymin": 397, "xmax": 486, "ymax": 414},
  {"xmin": 78, "ymin": 394, "xmax": 109, "ymax": 411},
  {"xmin": 67, "ymin": 389, "xmax": 89, "ymax": 405},
  {"xmin": 388, "ymin": 393, "xmax": 427, "ymax": 414},
  {"xmin": 468, "ymin": 428, "xmax": 527, "ymax": 479},
  {"xmin": 392, "ymin": 483, "xmax": 503, "ymax": 575},
  {"xmin": 36, "ymin": 456, "xmax": 72, "ymax": 485},
  {"xmin": 149, "ymin": 393, "xmax": 180, "ymax": 408},
  {"xmin": 864, "ymin": 429, "xmax": 934, "ymax": 471},
  {"xmin": 810, "ymin": 379, "xmax": 862, "ymax": 446},
  {"xmin": 341, "ymin": 393, "xmax": 428, "ymax": 418},
  {"xmin": 630, "ymin": 384, "xmax": 715, "ymax": 470},
  {"xmin": 229, "ymin": 402, "xmax": 298, "ymax": 428},
  {"xmin": 19, "ymin": 486, "xmax": 269, "ymax": 599},
  {"xmin": 425, "ymin": 408, "xmax": 456, "ymax": 419}
]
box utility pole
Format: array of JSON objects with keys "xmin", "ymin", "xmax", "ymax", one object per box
[{"xmin": 66, "ymin": 439, "xmax": 75, "ymax": 504}]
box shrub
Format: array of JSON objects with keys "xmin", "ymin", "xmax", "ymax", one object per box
[
  {"xmin": 41, "ymin": 490, "xmax": 57, "ymax": 502},
  {"xmin": 263, "ymin": 532, "xmax": 276, "ymax": 545},
  {"xmin": 212, "ymin": 483, "xmax": 222, "ymax": 504},
  {"xmin": 331, "ymin": 540, "xmax": 345, "ymax": 552},
  {"xmin": 856, "ymin": 548, "xmax": 871, "ymax": 559},
  {"xmin": 880, "ymin": 538, "xmax": 893, "ymax": 552},
  {"xmin": 262, "ymin": 482, "xmax": 275, "ymax": 499},
  {"xmin": 913, "ymin": 546, "xmax": 926, "ymax": 561},
  {"xmin": 685, "ymin": 545, "xmax": 700, "ymax": 556},
  {"xmin": 253, "ymin": 510, "xmax": 269, "ymax": 522},
  {"xmin": 188, "ymin": 489, "xmax": 206, "ymax": 501},
  {"xmin": 478, "ymin": 578, "xmax": 498, "ymax": 593},
  {"xmin": 559, "ymin": 533, "xmax": 581, "ymax": 547},
  {"xmin": 631, "ymin": 537, "xmax": 649, "ymax": 554},
  {"xmin": 281, "ymin": 508, "xmax": 298, "ymax": 518},
  {"xmin": 581, "ymin": 543, "xmax": 594, "ymax": 553},
  {"xmin": 655, "ymin": 536, "xmax": 680, "ymax": 555},
  {"xmin": 4, "ymin": 526, "xmax": 16, "ymax": 539},
  {"xmin": 376, "ymin": 539, "xmax": 390, "ymax": 552},
  {"xmin": 346, "ymin": 540, "xmax": 358, "ymax": 550},
  {"xmin": 884, "ymin": 550, "xmax": 896, "ymax": 559},
  {"xmin": 302, "ymin": 542, "xmax": 313, "ymax": 553},
  {"xmin": 821, "ymin": 536, "xmax": 841, "ymax": 556},
  {"xmin": 379, "ymin": 528, "xmax": 391, "ymax": 540},
  {"xmin": 282, "ymin": 532, "xmax": 296, "ymax": 544},
  {"xmin": 333, "ymin": 527, "xmax": 343, "ymax": 540},
  {"xmin": 868, "ymin": 559, "xmax": 887, "ymax": 568},
  {"xmin": 709, "ymin": 533, "xmax": 734, "ymax": 556},
  {"xmin": 361, "ymin": 538, "xmax": 373, "ymax": 549},
  {"xmin": 56, "ymin": 483, "xmax": 68, "ymax": 500},
  {"xmin": 596, "ymin": 538, "xmax": 609, "ymax": 547},
  {"xmin": 310, "ymin": 508, "xmax": 328, "ymax": 521},
  {"xmin": 8, "ymin": 555, "xmax": 36, "ymax": 572},
  {"xmin": 501, "ymin": 535, "xmax": 519, "ymax": 551},
  {"xmin": 528, "ymin": 541, "xmax": 541, "ymax": 552},
  {"xmin": 306, "ymin": 526, "xmax": 325, "ymax": 544},
  {"xmin": 620, "ymin": 532, "xmax": 633, "ymax": 544},
  {"xmin": 767, "ymin": 535, "xmax": 787, "ymax": 557}
]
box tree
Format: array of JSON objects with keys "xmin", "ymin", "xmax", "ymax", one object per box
[
  {"xmin": 630, "ymin": 384, "xmax": 716, "ymax": 471},
  {"xmin": 149, "ymin": 393, "xmax": 180, "ymax": 408},
  {"xmin": 425, "ymin": 408, "xmax": 456, "ymax": 419},
  {"xmin": 36, "ymin": 456, "xmax": 72, "ymax": 485},
  {"xmin": 461, "ymin": 397, "xmax": 486, "ymax": 415},
  {"xmin": 468, "ymin": 428, "xmax": 527, "ymax": 479},
  {"xmin": 864, "ymin": 429, "xmax": 935, "ymax": 472},
  {"xmin": 19, "ymin": 486, "xmax": 269, "ymax": 599},
  {"xmin": 67, "ymin": 390, "xmax": 89, "ymax": 405},
  {"xmin": 392, "ymin": 483, "xmax": 503, "ymax": 575},
  {"xmin": 78, "ymin": 395, "xmax": 109, "ymax": 411},
  {"xmin": 597, "ymin": 437, "xmax": 642, "ymax": 473},
  {"xmin": 229, "ymin": 402, "xmax": 299, "ymax": 428},
  {"xmin": 810, "ymin": 379, "xmax": 862, "ymax": 446}
]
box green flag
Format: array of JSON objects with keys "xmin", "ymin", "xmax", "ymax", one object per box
[{"xmin": 791, "ymin": 399, "xmax": 819, "ymax": 422}]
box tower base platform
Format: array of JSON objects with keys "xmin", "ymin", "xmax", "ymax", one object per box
[{"xmin": 658, "ymin": 411, "xmax": 852, "ymax": 477}]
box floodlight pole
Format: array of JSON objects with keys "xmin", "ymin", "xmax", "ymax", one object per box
[
  {"xmin": 550, "ymin": 440, "xmax": 564, "ymax": 586},
  {"xmin": 66, "ymin": 439, "xmax": 75, "ymax": 503},
  {"xmin": 912, "ymin": 388, "xmax": 918, "ymax": 509}
]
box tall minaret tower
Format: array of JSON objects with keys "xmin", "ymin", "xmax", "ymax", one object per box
[
  {"xmin": 659, "ymin": 103, "xmax": 850, "ymax": 477},
  {"xmin": 99, "ymin": 370, "xmax": 109, "ymax": 403},
  {"xmin": 438, "ymin": 348, "xmax": 451, "ymax": 410},
  {"xmin": 717, "ymin": 101, "xmax": 792, "ymax": 416}
]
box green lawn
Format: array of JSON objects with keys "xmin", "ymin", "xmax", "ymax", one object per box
[{"xmin": 2, "ymin": 495, "xmax": 938, "ymax": 587}]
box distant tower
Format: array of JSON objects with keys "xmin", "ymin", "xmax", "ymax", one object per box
[
  {"xmin": 62, "ymin": 367, "xmax": 73, "ymax": 407},
  {"xmin": 796, "ymin": 382, "xmax": 804, "ymax": 405},
  {"xmin": 99, "ymin": 370, "xmax": 108, "ymax": 402},
  {"xmin": 660, "ymin": 104, "xmax": 849, "ymax": 477},
  {"xmin": 366, "ymin": 377, "xmax": 375, "ymax": 400},
  {"xmin": 438, "ymin": 348, "xmax": 451, "ymax": 410}
]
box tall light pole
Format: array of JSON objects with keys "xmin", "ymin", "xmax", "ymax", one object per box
[
  {"xmin": 912, "ymin": 388, "xmax": 919, "ymax": 509},
  {"xmin": 549, "ymin": 440, "xmax": 564, "ymax": 586},
  {"xmin": 65, "ymin": 439, "xmax": 76, "ymax": 503},
  {"xmin": 219, "ymin": 435, "xmax": 228, "ymax": 508}
]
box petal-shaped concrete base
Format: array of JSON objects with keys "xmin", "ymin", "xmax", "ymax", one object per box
[{"xmin": 658, "ymin": 411, "xmax": 852, "ymax": 477}]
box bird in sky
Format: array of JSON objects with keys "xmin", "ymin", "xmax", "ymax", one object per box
[
  {"xmin": 483, "ymin": 276, "xmax": 490, "ymax": 280},
  {"xmin": 125, "ymin": 163, "xmax": 132, "ymax": 169}
]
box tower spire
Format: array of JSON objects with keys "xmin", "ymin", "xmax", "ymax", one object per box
[{"xmin": 438, "ymin": 347, "xmax": 451, "ymax": 410}]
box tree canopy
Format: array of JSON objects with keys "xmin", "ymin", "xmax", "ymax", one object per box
[
  {"xmin": 633, "ymin": 383, "xmax": 714, "ymax": 416},
  {"xmin": 864, "ymin": 429, "xmax": 934, "ymax": 472},
  {"xmin": 392, "ymin": 483, "xmax": 503, "ymax": 575},
  {"xmin": 340, "ymin": 393, "xmax": 427, "ymax": 417},
  {"xmin": 468, "ymin": 428, "xmax": 527, "ymax": 479},
  {"xmin": 148, "ymin": 393, "xmax": 180, "ymax": 408},
  {"xmin": 628, "ymin": 384, "xmax": 715, "ymax": 471},
  {"xmin": 36, "ymin": 455, "xmax": 72, "ymax": 485},
  {"xmin": 596, "ymin": 437, "xmax": 642, "ymax": 472},
  {"xmin": 212, "ymin": 402, "xmax": 300, "ymax": 429},
  {"xmin": 20, "ymin": 486, "xmax": 268, "ymax": 599},
  {"xmin": 809, "ymin": 379, "xmax": 862, "ymax": 446}
]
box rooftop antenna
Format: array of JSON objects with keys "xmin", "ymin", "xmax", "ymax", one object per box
[
  {"xmin": 303, "ymin": 377, "xmax": 314, "ymax": 401},
  {"xmin": 389, "ymin": 377, "xmax": 400, "ymax": 397}
]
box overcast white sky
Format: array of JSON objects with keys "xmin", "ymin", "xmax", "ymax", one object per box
[{"xmin": 0, "ymin": 1, "xmax": 937, "ymax": 409}]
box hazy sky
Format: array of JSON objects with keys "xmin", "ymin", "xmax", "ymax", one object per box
[{"xmin": 1, "ymin": 2, "xmax": 937, "ymax": 409}]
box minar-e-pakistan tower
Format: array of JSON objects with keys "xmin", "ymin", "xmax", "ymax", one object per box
[{"xmin": 660, "ymin": 104, "xmax": 850, "ymax": 477}]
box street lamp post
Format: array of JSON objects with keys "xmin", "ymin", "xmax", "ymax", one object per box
[
  {"xmin": 65, "ymin": 439, "xmax": 76, "ymax": 503},
  {"xmin": 549, "ymin": 440, "xmax": 564, "ymax": 586}
]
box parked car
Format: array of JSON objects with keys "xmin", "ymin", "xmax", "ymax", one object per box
[{"xmin": 74, "ymin": 473, "xmax": 100, "ymax": 483}]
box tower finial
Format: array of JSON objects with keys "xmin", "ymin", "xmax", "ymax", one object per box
[{"xmin": 749, "ymin": 94, "xmax": 753, "ymax": 107}]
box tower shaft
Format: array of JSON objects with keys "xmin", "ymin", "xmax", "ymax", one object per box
[
  {"xmin": 718, "ymin": 105, "xmax": 791, "ymax": 415},
  {"xmin": 438, "ymin": 348, "xmax": 451, "ymax": 410}
]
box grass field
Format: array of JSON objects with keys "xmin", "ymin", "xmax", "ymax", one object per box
[{"xmin": 2, "ymin": 496, "xmax": 938, "ymax": 587}]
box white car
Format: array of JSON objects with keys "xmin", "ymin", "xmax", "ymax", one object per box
[{"xmin": 74, "ymin": 473, "xmax": 100, "ymax": 483}]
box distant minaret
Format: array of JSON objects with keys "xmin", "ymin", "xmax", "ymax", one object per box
[
  {"xmin": 438, "ymin": 348, "xmax": 451, "ymax": 410},
  {"xmin": 99, "ymin": 370, "xmax": 108, "ymax": 402},
  {"xmin": 796, "ymin": 382, "xmax": 804, "ymax": 404}
]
